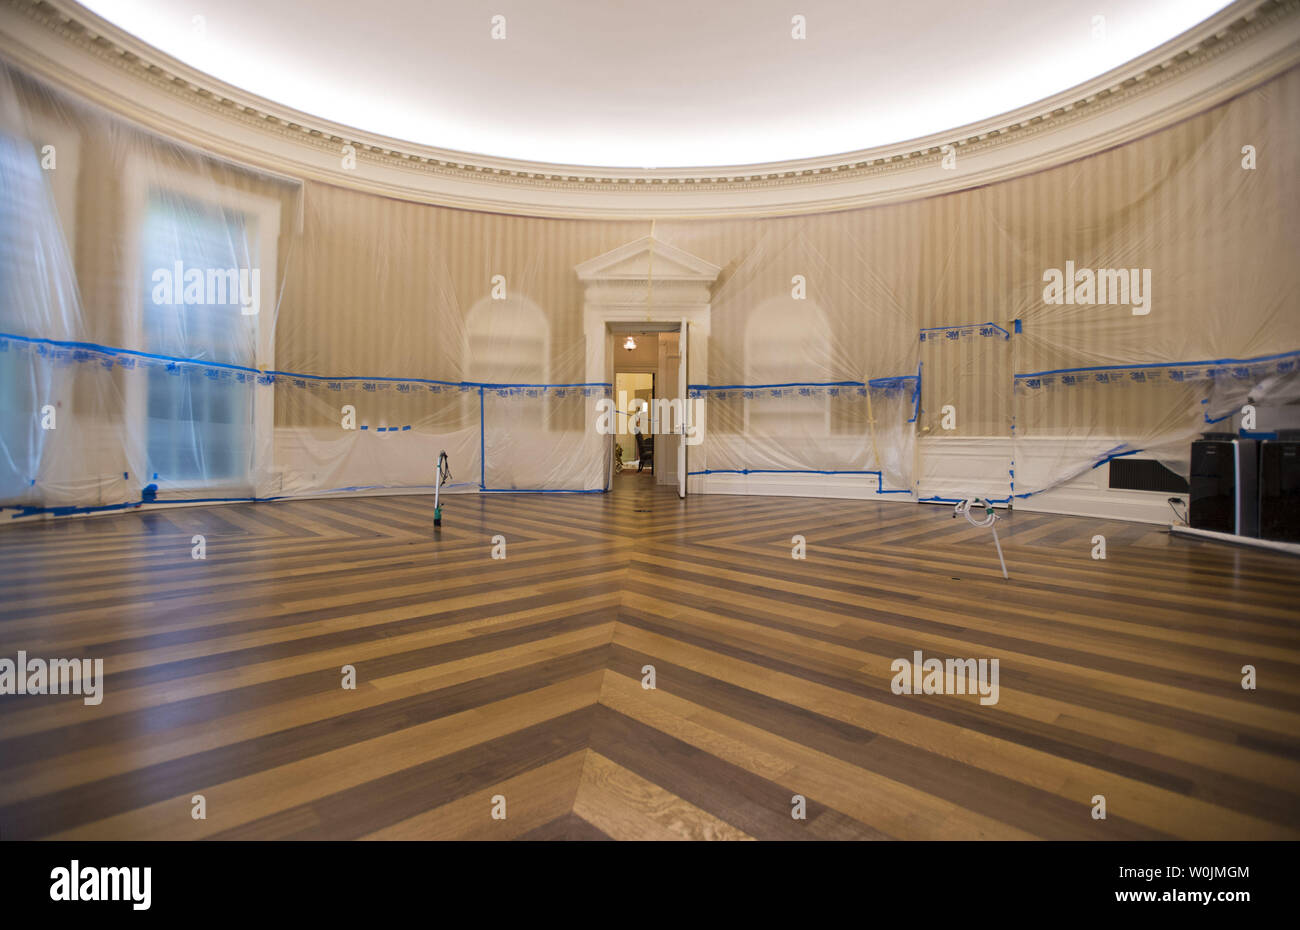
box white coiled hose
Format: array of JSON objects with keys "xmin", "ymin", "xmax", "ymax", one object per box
[{"xmin": 953, "ymin": 498, "xmax": 1009, "ymax": 579}]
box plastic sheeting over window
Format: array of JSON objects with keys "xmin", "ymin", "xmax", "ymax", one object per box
[
  {"xmin": 0, "ymin": 60, "xmax": 293, "ymax": 514},
  {"xmin": 693, "ymin": 222, "xmax": 919, "ymax": 493}
]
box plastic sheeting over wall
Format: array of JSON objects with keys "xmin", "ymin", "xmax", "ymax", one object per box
[
  {"xmin": 0, "ymin": 62, "xmax": 299, "ymax": 513},
  {"xmin": 0, "ymin": 62, "xmax": 611, "ymax": 512},
  {"xmin": 692, "ymin": 222, "xmax": 919, "ymax": 493},
  {"xmin": 1, "ymin": 54, "xmax": 1298, "ymax": 519},
  {"xmin": 1003, "ymin": 67, "xmax": 1300, "ymax": 499}
]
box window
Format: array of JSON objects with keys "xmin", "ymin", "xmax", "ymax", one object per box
[
  {"xmin": 0, "ymin": 127, "xmax": 78, "ymax": 502},
  {"xmin": 464, "ymin": 296, "xmax": 550, "ymax": 385},
  {"xmin": 138, "ymin": 191, "xmax": 257, "ymax": 482},
  {"xmin": 124, "ymin": 158, "xmax": 279, "ymax": 491},
  {"xmin": 0, "ymin": 134, "xmax": 44, "ymax": 500},
  {"xmin": 743, "ymin": 298, "xmax": 832, "ymax": 437}
]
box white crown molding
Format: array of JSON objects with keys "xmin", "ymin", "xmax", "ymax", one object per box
[{"xmin": 1, "ymin": 0, "xmax": 1298, "ymax": 218}]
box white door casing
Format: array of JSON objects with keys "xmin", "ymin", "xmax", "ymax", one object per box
[
  {"xmin": 576, "ymin": 235, "xmax": 718, "ymax": 494},
  {"xmin": 679, "ymin": 317, "xmax": 688, "ymax": 498}
]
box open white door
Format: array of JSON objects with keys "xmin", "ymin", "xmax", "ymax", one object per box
[{"xmin": 678, "ymin": 320, "xmax": 688, "ymax": 498}]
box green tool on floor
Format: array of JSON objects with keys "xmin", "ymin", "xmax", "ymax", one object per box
[{"xmin": 433, "ymin": 450, "xmax": 450, "ymax": 527}]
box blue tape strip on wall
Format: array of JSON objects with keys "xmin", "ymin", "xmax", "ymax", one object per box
[
  {"xmin": 1015, "ymin": 347, "xmax": 1300, "ymax": 380},
  {"xmin": 0, "ymin": 331, "xmax": 613, "ymax": 392}
]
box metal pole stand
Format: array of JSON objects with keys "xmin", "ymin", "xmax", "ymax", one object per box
[{"xmin": 434, "ymin": 450, "xmax": 449, "ymax": 527}]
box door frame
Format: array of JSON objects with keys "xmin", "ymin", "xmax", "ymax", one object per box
[
  {"xmin": 612, "ymin": 366, "xmax": 657, "ymax": 475},
  {"xmin": 604, "ymin": 322, "xmax": 679, "ymax": 491},
  {"xmin": 577, "ymin": 236, "xmax": 717, "ymax": 495}
]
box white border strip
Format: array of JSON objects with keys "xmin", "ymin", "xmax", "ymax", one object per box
[{"xmin": 1169, "ymin": 523, "xmax": 1300, "ymax": 555}]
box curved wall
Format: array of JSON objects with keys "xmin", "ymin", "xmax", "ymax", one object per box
[{"xmin": 1, "ymin": 0, "xmax": 1298, "ymax": 519}]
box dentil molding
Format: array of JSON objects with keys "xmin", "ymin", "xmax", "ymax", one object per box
[{"xmin": 0, "ymin": 0, "xmax": 1297, "ymax": 218}]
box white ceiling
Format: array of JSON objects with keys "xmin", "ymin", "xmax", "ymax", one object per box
[{"xmin": 77, "ymin": 0, "xmax": 1234, "ymax": 168}]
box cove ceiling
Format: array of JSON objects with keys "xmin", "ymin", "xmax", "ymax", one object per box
[{"xmin": 76, "ymin": 0, "xmax": 1233, "ymax": 168}]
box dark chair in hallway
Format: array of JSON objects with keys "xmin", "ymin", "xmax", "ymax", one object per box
[{"xmin": 635, "ymin": 432, "xmax": 654, "ymax": 473}]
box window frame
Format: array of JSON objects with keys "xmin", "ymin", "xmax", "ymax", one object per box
[
  {"xmin": 0, "ymin": 120, "xmax": 81, "ymax": 502},
  {"xmin": 121, "ymin": 155, "xmax": 280, "ymax": 493},
  {"xmin": 742, "ymin": 298, "xmax": 833, "ymax": 437}
]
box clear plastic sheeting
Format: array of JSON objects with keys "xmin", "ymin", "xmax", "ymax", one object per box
[
  {"xmin": 273, "ymin": 375, "xmax": 482, "ymax": 497},
  {"xmin": 918, "ymin": 324, "xmax": 1014, "ymax": 502},
  {"xmin": 0, "ymin": 59, "xmax": 299, "ymax": 514},
  {"xmin": 0, "ymin": 62, "xmax": 610, "ymax": 516},
  {"xmin": 2, "ymin": 51, "xmax": 1299, "ymax": 520},
  {"xmin": 482, "ymin": 385, "xmax": 610, "ymax": 492},
  {"xmin": 1014, "ymin": 353, "xmax": 1300, "ymax": 498},
  {"xmin": 694, "ymin": 380, "xmax": 917, "ymax": 494},
  {"xmin": 1002, "ymin": 69, "xmax": 1300, "ymax": 499},
  {"xmin": 694, "ymin": 221, "xmax": 920, "ymax": 494}
]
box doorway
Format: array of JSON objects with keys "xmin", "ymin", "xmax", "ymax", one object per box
[
  {"xmin": 608, "ymin": 323, "xmax": 682, "ymax": 495},
  {"xmin": 577, "ymin": 235, "xmax": 718, "ymax": 499},
  {"xmin": 614, "ymin": 371, "xmax": 655, "ymax": 476}
]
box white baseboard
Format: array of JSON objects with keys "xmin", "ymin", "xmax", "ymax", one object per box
[
  {"xmin": 696, "ymin": 436, "xmax": 1183, "ymax": 524},
  {"xmin": 698, "ymin": 472, "xmax": 909, "ymax": 501},
  {"xmin": 1169, "ymin": 523, "xmax": 1300, "ymax": 555},
  {"xmin": 7, "ymin": 433, "xmax": 1185, "ymax": 528},
  {"xmin": 1015, "ymin": 484, "xmax": 1177, "ymax": 524}
]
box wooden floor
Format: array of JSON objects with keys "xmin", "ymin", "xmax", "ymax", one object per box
[{"xmin": 1, "ymin": 484, "xmax": 1298, "ymax": 841}]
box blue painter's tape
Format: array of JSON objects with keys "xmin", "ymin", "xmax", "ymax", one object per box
[
  {"xmin": 9, "ymin": 501, "xmax": 138, "ymax": 518},
  {"xmin": 694, "ymin": 468, "xmax": 874, "ymax": 475},
  {"xmin": 0, "ymin": 331, "xmax": 262, "ymax": 374},
  {"xmin": 269, "ymin": 370, "xmax": 462, "ymax": 387},
  {"xmin": 0, "ymin": 330, "xmax": 615, "ymax": 392},
  {"xmin": 481, "ymin": 488, "xmax": 607, "ymax": 494},
  {"xmin": 468, "ymin": 381, "xmax": 612, "ymax": 389},
  {"xmin": 687, "ymin": 468, "xmax": 911, "ymax": 495},
  {"xmin": 908, "ymin": 362, "xmax": 922, "ymax": 423},
  {"xmin": 691, "ymin": 380, "xmax": 862, "ymax": 391},
  {"xmin": 919, "ymin": 322, "xmax": 1010, "ymax": 340},
  {"xmin": 7, "ymin": 491, "xmax": 290, "ymax": 518},
  {"xmin": 1016, "ymin": 347, "xmax": 1300, "ymax": 380},
  {"xmin": 921, "ymin": 495, "xmax": 1012, "ymax": 505}
]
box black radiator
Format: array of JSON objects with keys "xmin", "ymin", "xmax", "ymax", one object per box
[{"xmin": 1107, "ymin": 458, "xmax": 1188, "ymax": 493}]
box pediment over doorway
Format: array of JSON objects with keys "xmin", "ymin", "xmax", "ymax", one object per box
[{"xmin": 576, "ymin": 236, "xmax": 721, "ymax": 284}]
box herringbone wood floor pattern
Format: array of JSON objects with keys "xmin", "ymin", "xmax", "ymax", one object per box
[{"xmin": 1, "ymin": 479, "xmax": 1297, "ymax": 840}]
